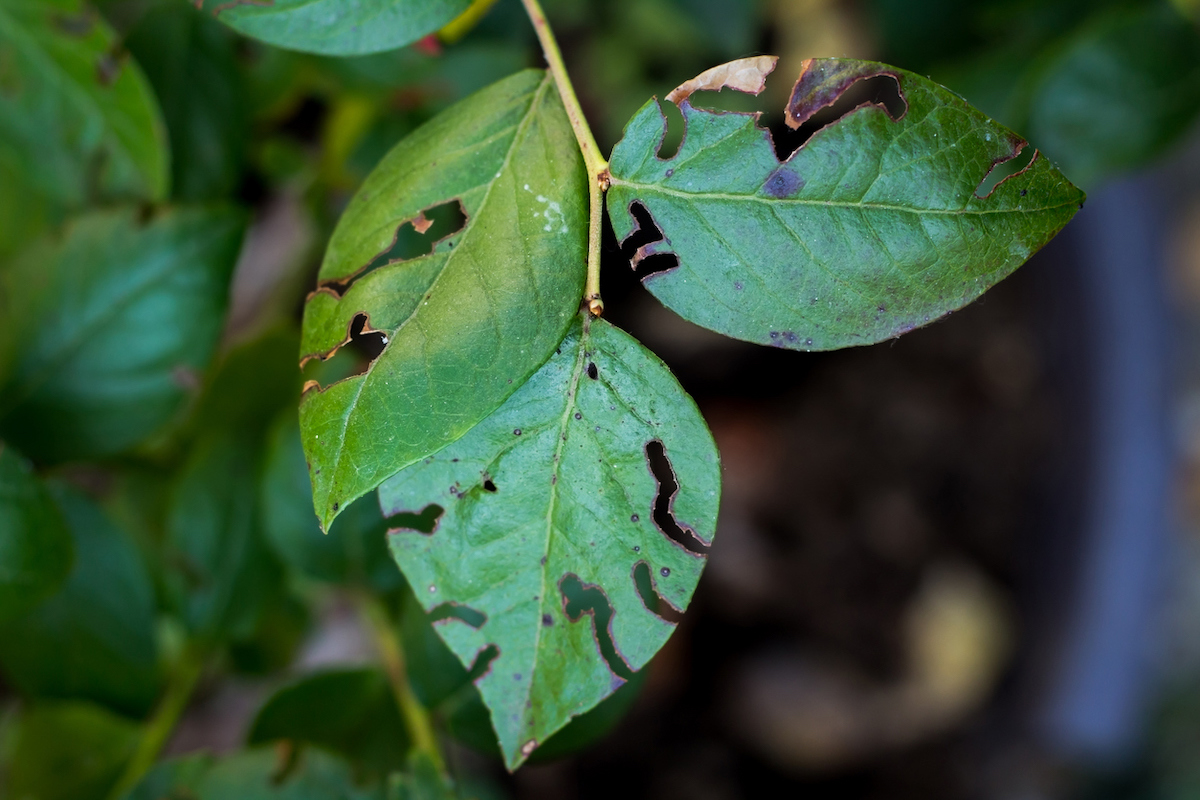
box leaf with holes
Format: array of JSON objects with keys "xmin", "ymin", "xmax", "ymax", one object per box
[
  {"xmin": 0, "ymin": 0, "xmax": 168, "ymax": 256},
  {"xmin": 380, "ymin": 315, "xmax": 719, "ymax": 769},
  {"xmin": 195, "ymin": 0, "xmax": 470, "ymax": 56},
  {"xmin": 300, "ymin": 70, "xmax": 586, "ymax": 531},
  {"xmin": 606, "ymin": 57, "xmax": 1085, "ymax": 350}
]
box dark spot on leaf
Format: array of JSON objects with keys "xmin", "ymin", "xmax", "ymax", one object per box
[
  {"xmin": 384, "ymin": 503, "xmax": 444, "ymax": 534},
  {"xmin": 631, "ymin": 514, "xmax": 639, "ymax": 522},
  {"xmin": 331, "ymin": 502, "xmax": 339, "ymax": 512},
  {"xmin": 483, "ymin": 478, "xmax": 497, "ymax": 493},
  {"xmin": 734, "ymin": 281, "xmax": 743, "ymax": 290},
  {"xmin": 587, "ymin": 363, "xmax": 598, "ymax": 380},
  {"xmin": 763, "ymin": 167, "xmax": 803, "ymax": 198},
  {"xmin": 1020, "ymin": 189, "xmax": 1028, "ymax": 197},
  {"xmin": 574, "ymin": 412, "xmax": 582, "ymax": 420},
  {"xmin": 665, "ymin": 168, "xmax": 674, "ymax": 177},
  {"xmin": 513, "ymin": 428, "xmax": 522, "ymax": 436},
  {"xmin": 96, "ymin": 52, "xmax": 122, "ymax": 86},
  {"xmin": 429, "ymin": 602, "xmax": 487, "ymax": 628},
  {"xmin": 660, "ymin": 567, "xmax": 670, "ymax": 577},
  {"xmin": 560, "ymin": 574, "xmax": 634, "ymax": 679},
  {"xmin": 633, "ymin": 561, "xmax": 684, "ymax": 624},
  {"xmin": 645, "ymin": 440, "xmax": 710, "ymax": 555}
]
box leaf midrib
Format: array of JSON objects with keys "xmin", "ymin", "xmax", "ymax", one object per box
[{"xmin": 610, "ymin": 177, "xmax": 1080, "ymax": 216}]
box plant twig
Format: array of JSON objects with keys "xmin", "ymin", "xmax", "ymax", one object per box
[
  {"xmin": 107, "ymin": 645, "xmax": 205, "ymax": 800},
  {"xmin": 360, "ymin": 594, "xmax": 446, "ymax": 775},
  {"xmin": 519, "ymin": 0, "xmax": 608, "ymax": 316}
]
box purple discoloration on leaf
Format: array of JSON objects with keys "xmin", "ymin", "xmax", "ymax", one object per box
[{"xmin": 786, "ymin": 58, "xmax": 906, "ymax": 129}]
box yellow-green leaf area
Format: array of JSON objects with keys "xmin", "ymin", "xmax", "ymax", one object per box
[
  {"xmin": 381, "ymin": 315, "xmax": 720, "ymax": 769},
  {"xmin": 301, "ymin": 70, "xmax": 586, "ymax": 530},
  {"xmin": 607, "ymin": 57, "xmax": 1085, "ymax": 351}
]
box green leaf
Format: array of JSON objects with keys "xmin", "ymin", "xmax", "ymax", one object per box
[
  {"xmin": 301, "ymin": 70, "xmax": 586, "ymax": 530},
  {"xmin": 0, "ymin": 482, "xmax": 160, "ymax": 716},
  {"xmin": 247, "ymin": 668, "xmax": 409, "ymax": 779},
  {"xmin": 118, "ymin": 753, "xmax": 213, "ymax": 800},
  {"xmin": 6, "ymin": 701, "xmax": 141, "ymax": 800},
  {"xmin": 195, "ymin": 0, "xmax": 471, "ymax": 56},
  {"xmin": 606, "ymin": 56, "xmax": 1085, "ymax": 351},
  {"xmin": 0, "ymin": 443, "xmax": 72, "ymax": 621},
  {"xmin": 165, "ymin": 430, "xmax": 281, "ymax": 641},
  {"xmin": 1015, "ymin": 4, "xmax": 1200, "ymax": 188},
  {"xmin": 0, "ymin": 0, "xmax": 167, "ymax": 255},
  {"xmin": 387, "ymin": 753, "xmax": 457, "ymax": 800},
  {"xmin": 381, "ymin": 315, "xmax": 719, "ymax": 769},
  {"xmin": 122, "ymin": 748, "xmax": 384, "ymax": 800},
  {"xmin": 0, "ymin": 207, "xmax": 246, "ymax": 463},
  {"xmin": 125, "ymin": 2, "xmax": 248, "ymax": 201},
  {"xmin": 262, "ymin": 411, "xmax": 404, "ymax": 592}
]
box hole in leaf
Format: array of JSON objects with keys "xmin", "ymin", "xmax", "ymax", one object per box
[
  {"xmin": 559, "ymin": 574, "xmax": 635, "ymax": 680},
  {"xmin": 321, "ymin": 200, "xmax": 466, "ymax": 296},
  {"xmin": 656, "ymin": 99, "xmax": 686, "ymax": 160},
  {"xmin": 300, "ymin": 313, "xmax": 388, "ymax": 392},
  {"xmin": 429, "ymin": 602, "xmax": 487, "ymax": 628},
  {"xmin": 975, "ymin": 143, "xmax": 1035, "ymax": 199},
  {"xmin": 467, "ymin": 644, "xmax": 499, "ymax": 682},
  {"xmin": 633, "ymin": 561, "xmax": 684, "ymax": 624},
  {"xmin": 384, "ymin": 503, "xmax": 444, "ymax": 534},
  {"xmin": 770, "ymin": 73, "xmax": 906, "ymax": 162},
  {"xmin": 645, "ymin": 440, "xmax": 710, "ymax": 555},
  {"xmin": 621, "ymin": 202, "xmax": 679, "ymax": 280}
]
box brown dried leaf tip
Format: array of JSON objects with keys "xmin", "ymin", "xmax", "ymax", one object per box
[
  {"xmin": 786, "ymin": 58, "xmax": 905, "ymax": 129},
  {"xmin": 665, "ymin": 55, "xmax": 779, "ymax": 105}
]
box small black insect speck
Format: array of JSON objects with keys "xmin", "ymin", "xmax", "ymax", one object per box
[
  {"xmin": 542, "ymin": 614, "xmax": 553, "ymax": 626},
  {"xmin": 631, "ymin": 514, "xmax": 639, "ymax": 522},
  {"xmin": 587, "ymin": 363, "xmax": 598, "ymax": 380},
  {"xmin": 513, "ymin": 428, "xmax": 522, "ymax": 436},
  {"xmin": 574, "ymin": 412, "xmax": 582, "ymax": 420},
  {"xmin": 660, "ymin": 567, "xmax": 670, "ymax": 577}
]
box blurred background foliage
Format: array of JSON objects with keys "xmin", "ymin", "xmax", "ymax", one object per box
[{"xmin": 1, "ymin": 0, "xmax": 1200, "ymax": 797}]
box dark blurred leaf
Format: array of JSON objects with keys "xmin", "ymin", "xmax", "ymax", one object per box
[
  {"xmin": 607, "ymin": 57, "xmax": 1084, "ymax": 349},
  {"xmin": 194, "ymin": 0, "xmax": 471, "ymax": 56},
  {"xmin": 123, "ymin": 748, "xmax": 385, "ymax": 799},
  {"xmin": 6, "ymin": 701, "xmax": 141, "ymax": 800},
  {"xmin": 261, "ymin": 411, "xmax": 403, "ymax": 592},
  {"xmin": 0, "ymin": 0, "xmax": 168, "ymax": 256},
  {"xmin": 0, "ymin": 443, "xmax": 73, "ymax": 621},
  {"xmin": 164, "ymin": 430, "xmax": 281, "ymax": 641},
  {"xmin": 0, "ymin": 207, "xmax": 246, "ymax": 463},
  {"xmin": 387, "ymin": 753, "xmax": 457, "ymax": 800},
  {"xmin": 227, "ymin": 591, "xmax": 310, "ymax": 676},
  {"xmin": 1016, "ymin": 4, "xmax": 1200, "ymax": 188},
  {"xmin": 189, "ymin": 326, "xmax": 304, "ymax": 440},
  {"xmin": 0, "ymin": 482, "xmax": 160, "ymax": 716},
  {"xmin": 247, "ymin": 669, "xmax": 409, "ymax": 780},
  {"xmin": 125, "ymin": 2, "xmax": 248, "ymax": 201}
]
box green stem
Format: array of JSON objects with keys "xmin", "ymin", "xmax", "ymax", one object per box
[
  {"xmin": 360, "ymin": 594, "xmax": 445, "ymax": 774},
  {"xmin": 107, "ymin": 645, "xmax": 205, "ymax": 800},
  {"xmin": 519, "ymin": 0, "xmax": 608, "ymax": 316}
]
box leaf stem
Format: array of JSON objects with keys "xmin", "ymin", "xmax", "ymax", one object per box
[
  {"xmin": 359, "ymin": 593, "xmax": 446, "ymax": 775},
  {"xmin": 519, "ymin": 0, "xmax": 608, "ymax": 316},
  {"xmin": 107, "ymin": 644, "xmax": 205, "ymax": 800}
]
